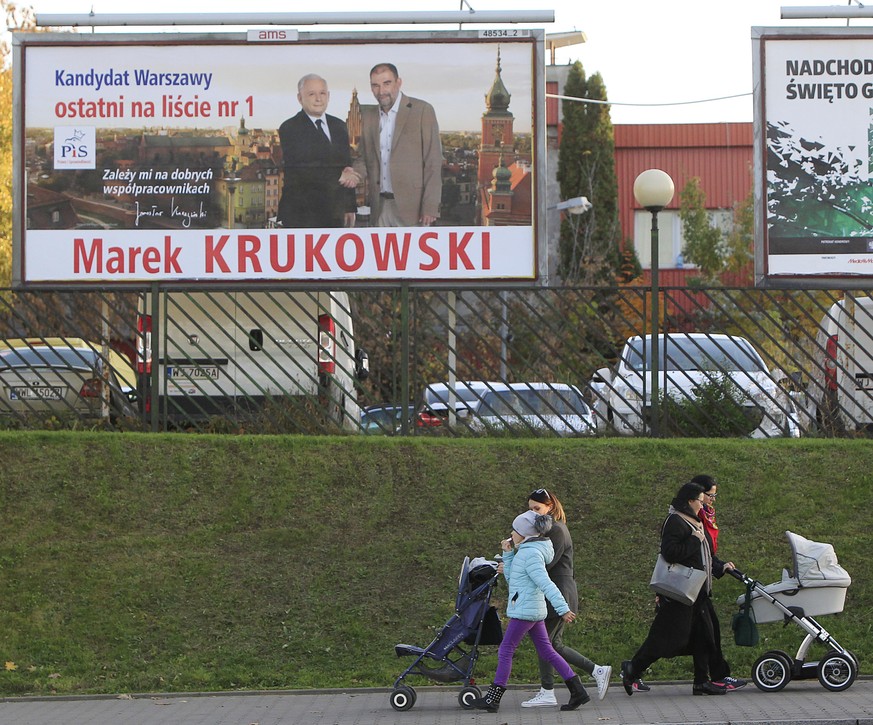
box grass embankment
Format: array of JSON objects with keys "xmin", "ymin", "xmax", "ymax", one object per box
[{"xmin": 0, "ymin": 432, "xmax": 869, "ymax": 696}]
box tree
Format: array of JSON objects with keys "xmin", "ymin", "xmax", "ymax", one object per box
[
  {"xmin": 1, "ymin": 2, "xmax": 40, "ymax": 288},
  {"xmin": 679, "ymin": 176, "xmax": 755, "ymax": 286},
  {"xmin": 556, "ymin": 61, "xmax": 621, "ymax": 284},
  {"xmin": 724, "ymin": 185, "xmax": 754, "ymax": 281},
  {"xmin": 679, "ymin": 177, "xmax": 723, "ymax": 282}
]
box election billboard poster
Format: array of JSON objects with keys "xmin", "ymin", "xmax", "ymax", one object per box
[
  {"xmin": 13, "ymin": 30, "xmax": 543, "ymax": 286},
  {"xmin": 755, "ymin": 27, "xmax": 873, "ymax": 287}
]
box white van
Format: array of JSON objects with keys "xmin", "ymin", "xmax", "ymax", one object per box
[
  {"xmin": 136, "ymin": 290, "xmax": 368, "ymax": 429},
  {"xmin": 808, "ymin": 295, "xmax": 873, "ymax": 432}
]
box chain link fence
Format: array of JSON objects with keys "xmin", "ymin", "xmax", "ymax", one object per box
[{"xmin": 0, "ymin": 285, "xmax": 871, "ymax": 437}]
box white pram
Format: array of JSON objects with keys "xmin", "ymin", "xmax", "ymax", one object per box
[{"xmin": 731, "ymin": 531, "xmax": 857, "ymax": 692}]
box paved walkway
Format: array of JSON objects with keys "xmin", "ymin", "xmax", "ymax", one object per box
[{"xmin": 0, "ymin": 680, "xmax": 871, "ymax": 725}]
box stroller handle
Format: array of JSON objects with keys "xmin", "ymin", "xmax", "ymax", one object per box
[
  {"xmin": 727, "ymin": 567, "xmax": 746, "ymax": 581},
  {"xmin": 727, "ymin": 568, "xmax": 759, "ymax": 588}
]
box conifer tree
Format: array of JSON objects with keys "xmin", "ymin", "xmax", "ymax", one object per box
[{"xmin": 557, "ymin": 61, "xmax": 621, "ymax": 283}]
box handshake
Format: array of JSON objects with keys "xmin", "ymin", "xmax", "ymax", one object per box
[{"xmin": 339, "ymin": 166, "xmax": 361, "ymax": 189}]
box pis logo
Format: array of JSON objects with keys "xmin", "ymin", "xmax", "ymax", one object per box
[
  {"xmin": 60, "ymin": 129, "xmax": 88, "ymax": 158},
  {"xmin": 53, "ymin": 126, "xmax": 95, "ymax": 169}
]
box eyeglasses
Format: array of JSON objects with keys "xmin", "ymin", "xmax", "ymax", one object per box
[{"xmin": 704, "ymin": 492, "xmax": 717, "ymax": 499}]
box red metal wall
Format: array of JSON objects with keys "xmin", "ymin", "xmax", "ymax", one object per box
[{"xmin": 614, "ymin": 123, "xmax": 753, "ymax": 246}]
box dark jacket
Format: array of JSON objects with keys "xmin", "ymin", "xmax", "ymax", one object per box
[
  {"xmin": 637, "ymin": 512, "xmax": 725, "ymax": 661},
  {"xmin": 661, "ymin": 512, "xmax": 727, "ymax": 594},
  {"xmin": 277, "ymin": 111, "xmax": 356, "ymax": 228},
  {"xmin": 544, "ymin": 520, "xmax": 578, "ymax": 618}
]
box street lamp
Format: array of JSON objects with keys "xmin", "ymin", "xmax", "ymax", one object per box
[
  {"xmin": 548, "ymin": 196, "xmax": 593, "ymax": 282},
  {"xmin": 223, "ymin": 166, "xmax": 242, "ymax": 229},
  {"xmin": 633, "ymin": 169, "xmax": 674, "ymax": 437},
  {"xmin": 549, "ymin": 196, "xmax": 592, "ymax": 214}
]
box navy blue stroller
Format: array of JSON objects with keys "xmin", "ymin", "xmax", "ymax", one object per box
[{"xmin": 390, "ymin": 556, "xmax": 502, "ymax": 711}]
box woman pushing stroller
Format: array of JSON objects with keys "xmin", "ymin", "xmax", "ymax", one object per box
[
  {"xmin": 621, "ymin": 481, "xmax": 738, "ymax": 696},
  {"xmin": 472, "ymin": 510, "xmax": 588, "ymax": 712}
]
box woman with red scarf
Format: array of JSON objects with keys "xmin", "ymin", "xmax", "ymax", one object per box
[{"xmin": 690, "ymin": 475, "xmax": 747, "ymax": 691}]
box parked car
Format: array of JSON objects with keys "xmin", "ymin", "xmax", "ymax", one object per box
[
  {"xmin": 136, "ymin": 290, "xmax": 368, "ymax": 428},
  {"xmin": 360, "ymin": 404, "xmax": 414, "ymax": 435},
  {"xmin": 415, "ymin": 381, "xmax": 492, "ymax": 428},
  {"xmin": 589, "ymin": 333, "xmax": 801, "ymax": 438},
  {"xmin": 469, "ymin": 382, "xmax": 596, "ymax": 436},
  {"xmin": 0, "ymin": 338, "xmax": 137, "ymax": 421},
  {"xmin": 806, "ymin": 295, "xmax": 873, "ymax": 432}
]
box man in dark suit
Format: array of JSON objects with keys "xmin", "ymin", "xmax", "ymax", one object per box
[
  {"xmin": 353, "ymin": 63, "xmax": 443, "ymax": 227},
  {"xmin": 277, "ymin": 74, "xmax": 357, "ymax": 228}
]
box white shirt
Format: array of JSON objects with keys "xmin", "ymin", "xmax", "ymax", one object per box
[
  {"xmin": 308, "ymin": 114, "xmax": 331, "ymax": 142},
  {"xmin": 378, "ymin": 95, "xmax": 402, "ymax": 194}
]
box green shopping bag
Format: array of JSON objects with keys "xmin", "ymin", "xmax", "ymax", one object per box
[{"xmin": 732, "ymin": 582, "xmax": 760, "ymax": 647}]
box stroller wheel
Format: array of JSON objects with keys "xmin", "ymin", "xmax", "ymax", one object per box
[
  {"xmin": 846, "ymin": 649, "xmax": 861, "ymax": 671},
  {"xmin": 458, "ymin": 685, "xmax": 482, "ymax": 709},
  {"xmin": 818, "ymin": 650, "xmax": 857, "ymax": 692},
  {"xmin": 390, "ymin": 685, "xmax": 417, "ymax": 711},
  {"xmin": 752, "ymin": 650, "xmax": 792, "ymax": 692}
]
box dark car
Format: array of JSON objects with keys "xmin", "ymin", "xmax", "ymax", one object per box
[{"xmin": 360, "ymin": 405, "xmax": 415, "ymax": 435}]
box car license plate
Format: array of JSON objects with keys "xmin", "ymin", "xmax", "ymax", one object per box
[
  {"xmin": 9, "ymin": 386, "xmax": 64, "ymax": 401},
  {"xmin": 167, "ymin": 366, "xmax": 220, "ymax": 380}
]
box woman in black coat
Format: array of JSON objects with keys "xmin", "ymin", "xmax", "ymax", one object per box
[{"xmin": 620, "ymin": 481, "xmax": 736, "ymax": 696}]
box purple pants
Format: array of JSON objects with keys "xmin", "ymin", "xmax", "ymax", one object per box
[{"xmin": 494, "ymin": 618, "xmax": 575, "ymax": 687}]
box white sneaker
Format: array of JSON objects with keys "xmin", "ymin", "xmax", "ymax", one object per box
[
  {"xmin": 593, "ymin": 664, "xmax": 612, "ymax": 700},
  {"xmin": 521, "ymin": 687, "xmax": 558, "ymax": 707}
]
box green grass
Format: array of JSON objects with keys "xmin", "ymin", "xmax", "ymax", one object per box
[{"xmin": 0, "ymin": 432, "xmax": 869, "ymax": 695}]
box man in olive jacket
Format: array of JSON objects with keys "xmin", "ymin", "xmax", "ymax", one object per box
[{"xmin": 354, "ymin": 62, "xmax": 443, "ymax": 227}]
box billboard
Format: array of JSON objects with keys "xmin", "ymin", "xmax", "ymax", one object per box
[
  {"xmin": 13, "ymin": 30, "xmax": 544, "ymax": 286},
  {"xmin": 755, "ymin": 27, "xmax": 873, "ymax": 287}
]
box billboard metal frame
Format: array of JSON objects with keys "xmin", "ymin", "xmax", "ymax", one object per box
[
  {"xmin": 13, "ymin": 29, "xmax": 547, "ymax": 290},
  {"xmin": 754, "ymin": 26, "xmax": 873, "ymax": 290}
]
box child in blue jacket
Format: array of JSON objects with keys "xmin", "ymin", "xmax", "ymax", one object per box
[{"xmin": 472, "ymin": 510, "xmax": 587, "ymax": 712}]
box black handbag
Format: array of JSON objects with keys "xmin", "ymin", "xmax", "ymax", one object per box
[{"xmin": 732, "ymin": 582, "xmax": 760, "ymax": 647}]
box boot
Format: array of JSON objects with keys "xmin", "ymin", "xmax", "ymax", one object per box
[
  {"xmin": 620, "ymin": 660, "xmax": 635, "ymax": 696},
  {"xmin": 471, "ymin": 684, "xmax": 506, "ymax": 712},
  {"xmin": 561, "ymin": 675, "xmax": 590, "ymax": 711}
]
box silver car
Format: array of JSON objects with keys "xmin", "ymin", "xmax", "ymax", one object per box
[
  {"xmin": 0, "ymin": 345, "xmax": 136, "ymax": 422},
  {"xmin": 470, "ymin": 382, "xmax": 596, "ymax": 436},
  {"xmin": 589, "ymin": 333, "xmax": 801, "ymax": 438}
]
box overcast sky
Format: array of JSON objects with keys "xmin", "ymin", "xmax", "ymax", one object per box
[{"xmin": 23, "ymin": 0, "xmax": 873, "ymax": 125}]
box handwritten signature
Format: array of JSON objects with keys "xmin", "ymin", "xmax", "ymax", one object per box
[{"xmin": 135, "ymin": 198, "xmax": 207, "ymax": 228}]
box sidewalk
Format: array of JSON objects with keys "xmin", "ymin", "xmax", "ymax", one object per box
[{"xmin": 1, "ymin": 680, "xmax": 872, "ymax": 725}]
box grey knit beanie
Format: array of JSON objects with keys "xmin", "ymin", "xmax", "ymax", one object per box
[{"xmin": 512, "ymin": 510, "xmax": 553, "ymax": 539}]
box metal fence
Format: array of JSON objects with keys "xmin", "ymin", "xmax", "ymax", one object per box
[{"xmin": 1, "ymin": 284, "xmax": 872, "ymax": 437}]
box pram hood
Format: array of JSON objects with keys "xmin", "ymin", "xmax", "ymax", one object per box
[
  {"xmin": 736, "ymin": 532, "xmax": 851, "ymax": 621},
  {"xmin": 786, "ymin": 531, "xmax": 851, "ymax": 587}
]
